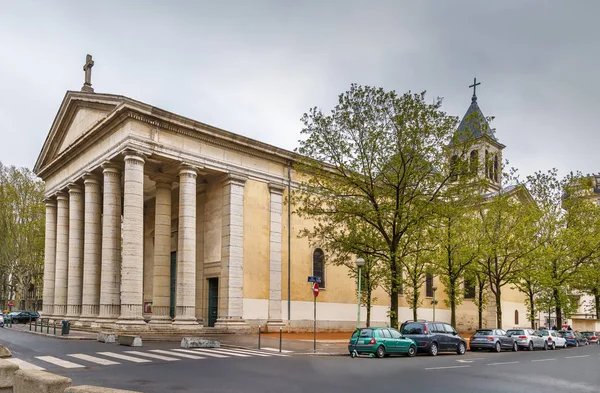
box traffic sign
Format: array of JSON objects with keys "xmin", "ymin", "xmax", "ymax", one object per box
[
  {"xmin": 307, "ymin": 276, "xmax": 322, "ymax": 284},
  {"xmin": 7, "ymin": 301, "xmax": 14, "ymax": 307},
  {"xmin": 312, "ymin": 283, "xmax": 319, "ymax": 297}
]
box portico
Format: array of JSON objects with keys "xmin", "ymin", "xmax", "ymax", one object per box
[{"xmin": 34, "ymin": 57, "xmax": 290, "ymax": 333}]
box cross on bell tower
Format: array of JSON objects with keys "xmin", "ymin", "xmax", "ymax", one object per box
[
  {"xmin": 469, "ymin": 77, "xmax": 481, "ymax": 102},
  {"xmin": 81, "ymin": 54, "xmax": 95, "ymax": 93}
]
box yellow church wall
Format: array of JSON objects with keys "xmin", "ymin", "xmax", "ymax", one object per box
[
  {"xmin": 242, "ymin": 180, "xmax": 270, "ymax": 300},
  {"xmin": 57, "ymin": 107, "xmax": 111, "ymax": 154}
]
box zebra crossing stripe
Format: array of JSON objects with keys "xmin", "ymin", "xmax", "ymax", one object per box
[
  {"xmin": 185, "ymin": 349, "xmax": 230, "ymax": 358},
  {"xmin": 262, "ymin": 347, "xmax": 294, "ymax": 353},
  {"xmin": 68, "ymin": 354, "xmax": 120, "ymax": 365},
  {"xmin": 97, "ymin": 352, "xmax": 152, "ymax": 363},
  {"xmin": 6, "ymin": 358, "xmax": 45, "ymax": 370},
  {"xmin": 149, "ymin": 350, "xmax": 204, "ymax": 360},
  {"xmin": 209, "ymin": 348, "xmax": 252, "ymax": 357},
  {"xmin": 234, "ymin": 348, "xmax": 289, "ymax": 357},
  {"xmin": 36, "ymin": 356, "xmax": 85, "ymax": 369},
  {"xmin": 221, "ymin": 348, "xmax": 272, "ymax": 357},
  {"xmin": 125, "ymin": 351, "xmax": 180, "ymax": 361}
]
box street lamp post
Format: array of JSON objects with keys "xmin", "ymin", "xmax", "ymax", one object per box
[
  {"xmin": 432, "ymin": 286, "xmax": 438, "ymax": 321},
  {"xmin": 356, "ymin": 257, "xmax": 365, "ymax": 328}
]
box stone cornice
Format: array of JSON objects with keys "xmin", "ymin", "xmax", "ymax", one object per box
[
  {"xmin": 223, "ymin": 173, "xmax": 248, "ymax": 187},
  {"xmin": 268, "ymin": 182, "xmax": 286, "ymax": 195}
]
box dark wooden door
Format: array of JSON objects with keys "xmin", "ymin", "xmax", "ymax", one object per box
[
  {"xmin": 170, "ymin": 252, "xmax": 176, "ymax": 319},
  {"xmin": 208, "ymin": 278, "xmax": 218, "ymax": 327}
]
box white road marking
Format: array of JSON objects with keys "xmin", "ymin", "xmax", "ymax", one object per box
[
  {"xmin": 425, "ymin": 365, "xmax": 471, "ymax": 370},
  {"xmin": 36, "ymin": 356, "xmax": 85, "ymax": 369},
  {"xmin": 6, "ymin": 358, "xmax": 45, "ymax": 370},
  {"xmin": 125, "ymin": 351, "xmax": 180, "ymax": 361},
  {"xmin": 68, "ymin": 354, "xmax": 120, "ymax": 365},
  {"xmin": 208, "ymin": 348, "xmax": 251, "ymax": 357},
  {"xmin": 149, "ymin": 349, "xmax": 204, "ymax": 360},
  {"xmin": 532, "ymin": 358, "xmax": 555, "ymax": 362},
  {"xmin": 486, "ymin": 361, "xmax": 519, "ymax": 366},
  {"xmin": 97, "ymin": 352, "xmax": 152, "ymax": 363},
  {"xmin": 262, "ymin": 347, "xmax": 294, "ymax": 353},
  {"xmin": 228, "ymin": 348, "xmax": 275, "ymax": 357},
  {"xmin": 175, "ymin": 349, "xmax": 228, "ymax": 358},
  {"xmin": 565, "ymin": 355, "xmax": 590, "ymax": 359}
]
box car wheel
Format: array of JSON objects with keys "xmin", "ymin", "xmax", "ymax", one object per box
[
  {"xmin": 375, "ymin": 345, "xmax": 385, "ymax": 358},
  {"xmin": 543, "ymin": 341, "xmax": 548, "ymax": 351},
  {"xmin": 552, "ymin": 342, "xmax": 556, "ymax": 350},
  {"xmin": 494, "ymin": 342, "xmax": 501, "ymax": 353},
  {"xmin": 407, "ymin": 345, "xmax": 416, "ymax": 357},
  {"xmin": 429, "ymin": 342, "xmax": 439, "ymax": 356},
  {"xmin": 512, "ymin": 342, "xmax": 518, "ymax": 352},
  {"xmin": 528, "ymin": 341, "xmax": 534, "ymax": 351},
  {"xmin": 575, "ymin": 340, "xmax": 579, "ymax": 347},
  {"xmin": 457, "ymin": 342, "xmax": 466, "ymax": 355}
]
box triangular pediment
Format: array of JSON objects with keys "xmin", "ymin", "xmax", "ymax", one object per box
[{"xmin": 34, "ymin": 91, "xmax": 125, "ymax": 175}]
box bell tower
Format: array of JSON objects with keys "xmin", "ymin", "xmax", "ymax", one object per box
[{"xmin": 455, "ymin": 78, "xmax": 505, "ymax": 192}]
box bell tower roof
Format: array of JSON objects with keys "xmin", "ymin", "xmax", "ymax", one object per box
[{"xmin": 455, "ymin": 78, "xmax": 503, "ymax": 147}]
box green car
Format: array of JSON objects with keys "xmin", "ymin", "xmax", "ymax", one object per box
[{"xmin": 348, "ymin": 327, "xmax": 417, "ymax": 358}]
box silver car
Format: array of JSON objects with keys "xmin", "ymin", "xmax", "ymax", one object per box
[{"xmin": 506, "ymin": 328, "xmax": 547, "ymax": 351}]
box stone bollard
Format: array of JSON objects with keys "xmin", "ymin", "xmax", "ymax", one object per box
[
  {"xmin": 181, "ymin": 337, "xmax": 220, "ymax": 349},
  {"xmin": 65, "ymin": 386, "xmax": 143, "ymax": 393},
  {"xmin": 117, "ymin": 336, "xmax": 142, "ymax": 347},
  {"xmin": 13, "ymin": 369, "xmax": 72, "ymax": 393},
  {"xmin": 0, "ymin": 359, "xmax": 19, "ymax": 393},
  {"xmin": 96, "ymin": 333, "xmax": 116, "ymax": 344},
  {"xmin": 0, "ymin": 345, "xmax": 12, "ymax": 359}
]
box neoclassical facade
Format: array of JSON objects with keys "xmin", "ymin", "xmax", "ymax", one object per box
[{"xmin": 35, "ymin": 65, "xmax": 530, "ymax": 333}]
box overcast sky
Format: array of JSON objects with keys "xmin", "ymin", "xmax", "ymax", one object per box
[{"xmin": 1, "ymin": 0, "xmax": 598, "ymax": 179}]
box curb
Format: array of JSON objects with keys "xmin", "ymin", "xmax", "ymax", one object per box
[{"xmin": 3, "ymin": 327, "xmax": 95, "ymax": 340}]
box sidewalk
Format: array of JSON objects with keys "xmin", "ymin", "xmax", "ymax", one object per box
[
  {"xmin": 218, "ymin": 332, "xmax": 350, "ymax": 355},
  {"xmin": 3, "ymin": 323, "xmax": 97, "ymax": 340}
]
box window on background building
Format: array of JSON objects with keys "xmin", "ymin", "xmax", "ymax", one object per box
[
  {"xmin": 485, "ymin": 150, "xmax": 489, "ymax": 179},
  {"xmin": 493, "ymin": 155, "xmax": 499, "ymax": 182},
  {"xmin": 425, "ymin": 273, "xmax": 433, "ymax": 297},
  {"xmin": 312, "ymin": 248, "xmax": 326, "ymax": 289},
  {"xmin": 514, "ymin": 310, "xmax": 519, "ymax": 325},
  {"xmin": 469, "ymin": 150, "xmax": 479, "ymax": 175},
  {"xmin": 464, "ymin": 278, "xmax": 476, "ymax": 299}
]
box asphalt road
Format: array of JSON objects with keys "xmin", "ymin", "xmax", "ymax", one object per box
[{"xmin": 1, "ymin": 328, "xmax": 599, "ymax": 393}]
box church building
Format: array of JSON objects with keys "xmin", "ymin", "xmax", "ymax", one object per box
[{"xmin": 35, "ymin": 57, "xmax": 527, "ymax": 333}]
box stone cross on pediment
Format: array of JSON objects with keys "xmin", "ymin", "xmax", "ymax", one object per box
[{"xmin": 81, "ymin": 54, "xmax": 95, "ymax": 93}]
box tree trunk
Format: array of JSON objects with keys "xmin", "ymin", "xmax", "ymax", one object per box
[
  {"xmin": 390, "ymin": 253, "xmax": 399, "ymax": 329},
  {"xmin": 529, "ymin": 291, "xmax": 535, "ymax": 329},
  {"xmin": 477, "ymin": 285, "xmax": 484, "ymax": 329},
  {"xmin": 494, "ymin": 282, "xmax": 502, "ymax": 328},
  {"xmin": 366, "ymin": 285, "xmax": 372, "ymax": 328},
  {"xmin": 553, "ymin": 288, "xmax": 562, "ymax": 328},
  {"xmin": 449, "ymin": 279, "xmax": 456, "ymax": 328},
  {"xmin": 595, "ymin": 293, "xmax": 600, "ymax": 320}
]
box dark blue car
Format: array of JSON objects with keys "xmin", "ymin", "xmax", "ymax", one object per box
[{"xmin": 559, "ymin": 330, "xmax": 588, "ymax": 347}]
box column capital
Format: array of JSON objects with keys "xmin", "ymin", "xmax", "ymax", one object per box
[
  {"xmin": 101, "ymin": 162, "xmax": 122, "ymax": 176},
  {"xmin": 123, "ymin": 150, "xmax": 146, "ymax": 165},
  {"xmin": 44, "ymin": 197, "xmax": 57, "ymax": 207},
  {"xmin": 222, "ymin": 173, "xmax": 247, "ymax": 187},
  {"xmin": 56, "ymin": 192, "xmax": 69, "ymax": 202},
  {"xmin": 68, "ymin": 183, "xmax": 83, "ymax": 194},
  {"xmin": 179, "ymin": 164, "xmax": 198, "ymax": 179},
  {"xmin": 268, "ymin": 182, "xmax": 286, "ymax": 195},
  {"xmin": 83, "ymin": 173, "xmax": 101, "ymax": 185}
]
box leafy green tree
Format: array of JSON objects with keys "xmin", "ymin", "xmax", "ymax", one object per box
[{"xmin": 293, "ymin": 85, "xmax": 459, "ymax": 328}]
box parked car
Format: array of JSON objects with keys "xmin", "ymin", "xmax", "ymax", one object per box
[
  {"xmin": 348, "ymin": 327, "xmax": 417, "ymax": 358},
  {"xmin": 0, "ymin": 314, "xmax": 3, "ymax": 327},
  {"xmin": 470, "ymin": 329, "xmax": 518, "ymax": 352},
  {"xmin": 538, "ymin": 329, "xmax": 566, "ymax": 349},
  {"xmin": 6, "ymin": 311, "xmax": 39, "ymax": 324},
  {"xmin": 399, "ymin": 320, "xmax": 467, "ymax": 356},
  {"xmin": 560, "ymin": 330, "xmax": 588, "ymax": 347},
  {"xmin": 506, "ymin": 328, "xmax": 547, "ymax": 350},
  {"xmin": 581, "ymin": 331, "xmax": 600, "ymax": 345}
]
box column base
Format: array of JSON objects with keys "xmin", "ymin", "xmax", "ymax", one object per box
[
  {"xmin": 75, "ymin": 315, "xmax": 98, "ymax": 328},
  {"xmin": 266, "ymin": 319, "xmax": 286, "ymax": 332},
  {"xmin": 172, "ymin": 316, "xmax": 198, "ymax": 326},
  {"xmin": 92, "ymin": 317, "xmax": 118, "ymax": 330},
  {"xmin": 52, "ymin": 304, "xmax": 67, "ymax": 321},
  {"xmin": 214, "ymin": 318, "xmax": 250, "ymax": 331},
  {"xmin": 148, "ymin": 314, "xmax": 173, "ymax": 325}
]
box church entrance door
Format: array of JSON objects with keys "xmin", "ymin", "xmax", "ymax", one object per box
[
  {"xmin": 170, "ymin": 251, "xmax": 176, "ymax": 319},
  {"xmin": 208, "ymin": 278, "xmax": 219, "ymax": 327}
]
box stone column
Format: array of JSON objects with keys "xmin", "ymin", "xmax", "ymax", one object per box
[
  {"xmin": 66, "ymin": 183, "xmax": 84, "ymax": 320},
  {"xmin": 42, "ymin": 198, "xmax": 57, "ymax": 317},
  {"xmin": 174, "ymin": 165, "xmax": 198, "ymax": 326},
  {"xmin": 53, "ymin": 193, "xmax": 69, "ymax": 319},
  {"xmin": 194, "ymin": 184, "xmax": 206, "ymax": 325},
  {"xmin": 266, "ymin": 183, "xmax": 285, "ymax": 330},
  {"xmin": 96, "ymin": 164, "xmax": 122, "ymax": 326},
  {"xmin": 149, "ymin": 176, "xmax": 172, "ymax": 325},
  {"xmin": 215, "ymin": 173, "xmax": 248, "ymax": 329},
  {"xmin": 79, "ymin": 175, "xmax": 102, "ymax": 325},
  {"xmin": 117, "ymin": 151, "xmax": 147, "ymax": 328}
]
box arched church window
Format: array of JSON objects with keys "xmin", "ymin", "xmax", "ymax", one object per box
[
  {"xmin": 484, "ymin": 150, "xmax": 489, "ymax": 180},
  {"xmin": 469, "ymin": 150, "xmax": 479, "ymax": 175},
  {"xmin": 312, "ymin": 248, "xmax": 326, "ymax": 289},
  {"xmin": 494, "ymin": 155, "xmax": 499, "ymax": 182}
]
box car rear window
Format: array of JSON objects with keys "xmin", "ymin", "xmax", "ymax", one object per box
[
  {"xmin": 359, "ymin": 329, "xmax": 373, "ymax": 338},
  {"xmin": 401, "ymin": 323, "xmax": 424, "ymax": 334},
  {"xmin": 507, "ymin": 330, "xmax": 524, "ymax": 336},
  {"xmin": 581, "ymin": 332, "xmax": 593, "ymax": 337},
  {"xmin": 474, "ymin": 330, "xmax": 493, "ymax": 336},
  {"xmin": 539, "ymin": 330, "xmax": 550, "ymax": 336}
]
